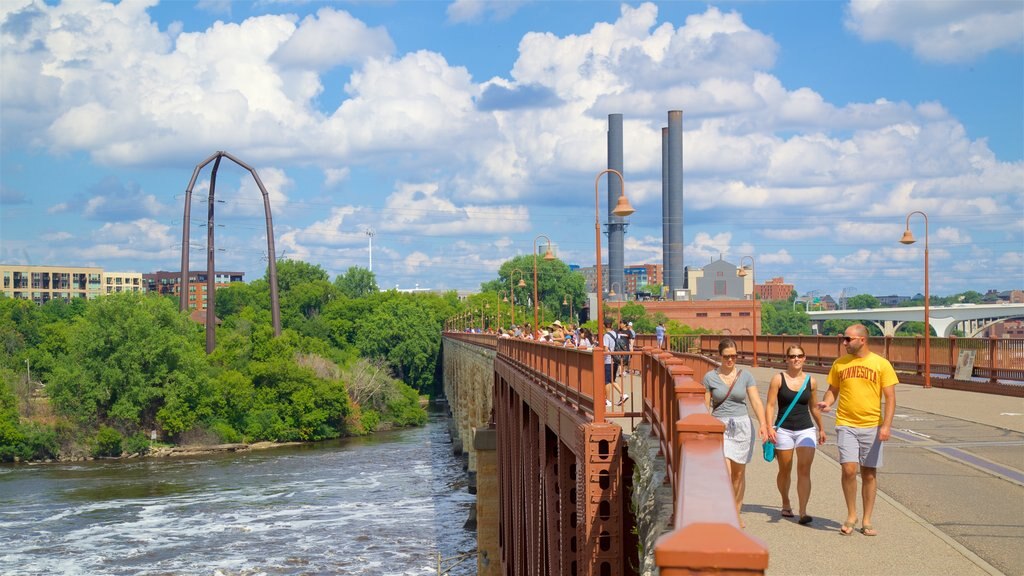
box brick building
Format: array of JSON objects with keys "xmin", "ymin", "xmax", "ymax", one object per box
[
  {"xmin": 756, "ymin": 277, "xmax": 794, "ymax": 301},
  {"xmin": 143, "ymin": 270, "xmax": 244, "ymax": 311}
]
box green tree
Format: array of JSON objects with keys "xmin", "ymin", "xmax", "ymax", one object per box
[
  {"xmin": 269, "ymin": 259, "xmax": 330, "ymax": 291},
  {"xmin": 335, "ymin": 266, "xmax": 379, "ymax": 299},
  {"xmin": 353, "ymin": 291, "xmax": 448, "ymax": 392},
  {"xmin": 846, "ymin": 294, "xmax": 881, "ymax": 309},
  {"xmin": 481, "ymin": 255, "xmax": 586, "ymax": 327},
  {"xmin": 46, "ymin": 294, "xmax": 211, "ymax": 433},
  {"xmin": 761, "ymin": 301, "xmax": 811, "ymax": 335}
]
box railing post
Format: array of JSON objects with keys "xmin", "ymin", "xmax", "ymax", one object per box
[{"xmin": 989, "ymin": 335, "xmax": 998, "ymax": 383}]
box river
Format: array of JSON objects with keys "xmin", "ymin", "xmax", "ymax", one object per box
[{"xmin": 0, "ymin": 409, "xmax": 476, "ymax": 576}]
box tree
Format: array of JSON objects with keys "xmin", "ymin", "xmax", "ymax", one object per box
[
  {"xmin": 761, "ymin": 301, "xmax": 811, "ymax": 335},
  {"xmin": 46, "ymin": 293, "xmax": 211, "ymax": 432},
  {"xmin": 481, "ymin": 255, "xmax": 586, "ymax": 327},
  {"xmin": 846, "ymin": 294, "xmax": 881, "ymax": 309},
  {"xmin": 269, "ymin": 259, "xmax": 329, "ymax": 292},
  {"xmin": 335, "ymin": 266, "xmax": 379, "ymax": 299}
]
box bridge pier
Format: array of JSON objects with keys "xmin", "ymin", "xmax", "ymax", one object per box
[{"xmin": 442, "ymin": 338, "xmax": 499, "ymax": 575}]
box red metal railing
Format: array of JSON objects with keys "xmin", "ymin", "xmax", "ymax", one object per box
[{"xmin": 657, "ymin": 334, "xmax": 1024, "ymax": 396}]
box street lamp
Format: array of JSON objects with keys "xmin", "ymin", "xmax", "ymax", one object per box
[
  {"xmin": 594, "ymin": 168, "xmax": 635, "ymax": 353},
  {"xmin": 563, "ymin": 294, "xmax": 573, "ymax": 323},
  {"xmin": 737, "ymin": 256, "xmax": 758, "ymax": 367},
  {"xmin": 901, "ymin": 210, "xmax": 931, "ymax": 389},
  {"xmin": 510, "ymin": 268, "xmax": 527, "ymax": 328},
  {"xmin": 533, "ymin": 234, "xmax": 556, "ymax": 338}
]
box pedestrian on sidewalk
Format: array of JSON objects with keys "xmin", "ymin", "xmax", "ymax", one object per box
[
  {"xmin": 602, "ymin": 321, "xmax": 628, "ymax": 407},
  {"xmin": 766, "ymin": 345, "xmax": 826, "ymax": 525},
  {"xmin": 703, "ymin": 338, "xmax": 768, "ymax": 528},
  {"xmin": 818, "ymin": 323, "xmax": 898, "ymax": 537}
]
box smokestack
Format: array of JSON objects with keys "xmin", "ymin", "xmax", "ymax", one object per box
[
  {"xmin": 661, "ymin": 127, "xmax": 669, "ymax": 299},
  {"xmin": 667, "ymin": 110, "xmax": 684, "ymax": 298},
  {"xmin": 607, "ymin": 113, "xmax": 626, "ymax": 301}
]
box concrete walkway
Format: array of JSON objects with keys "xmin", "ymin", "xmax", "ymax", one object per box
[{"xmin": 738, "ymin": 365, "xmax": 1021, "ymax": 576}]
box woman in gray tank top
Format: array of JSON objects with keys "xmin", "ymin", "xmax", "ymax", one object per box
[{"xmin": 703, "ymin": 338, "xmax": 767, "ymax": 528}]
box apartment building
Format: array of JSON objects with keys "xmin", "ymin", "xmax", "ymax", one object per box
[
  {"xmin": 756, "ymin": 277, "xmax": 794, "ymax": 301},
  {"xmin": 103, "ymin": 272, "xmax": 145, "ymax": 295},
  {"xmin": 0, "ymin": 265, "xmax": 105, "ymax": 304},
  {"xmin": 143, "ymin": 270, "xmax": 244, "ymax": 311}
]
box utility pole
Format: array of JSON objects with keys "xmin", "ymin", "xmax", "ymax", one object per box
[
  {"xmin": 25, "ymin": 358, "xmax": 30, "ymax": 384},
  {"xmin": 365, "ymin": 228, "xmax": 375, "ymax": 272}
]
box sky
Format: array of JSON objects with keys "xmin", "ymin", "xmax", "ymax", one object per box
[{"xmin": 1, "ymin": 0, "xmax": 1022, "ymax": 299}]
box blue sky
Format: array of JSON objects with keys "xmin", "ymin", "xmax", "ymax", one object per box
[{"xmin": 1, "ymin": 0, "xmax": 1022, "ymax": 298}]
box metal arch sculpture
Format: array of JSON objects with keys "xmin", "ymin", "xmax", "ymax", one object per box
[{"xmin": 180, "ymin": 151, "xmax": 282, "ymax": 353}]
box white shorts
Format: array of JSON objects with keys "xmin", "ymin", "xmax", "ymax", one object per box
[
  {"xmin": 717, "ymin": 416, "xmax": 754, "ymax": 464},
  {"xmin": 774, "ymin": 427, "xmax": 817, "ymax": 450}
]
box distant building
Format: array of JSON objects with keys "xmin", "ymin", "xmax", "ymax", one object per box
[
  {"xmin": 143, "ymin": 270, "xmax": 244, "ymax": 311},
  {"xmin": 0, "ymin": 264, "xmax": 144, "ymax": 304},
  {"xmin": 103, "ymin": 271, "xmax": 145, "ymax": 295},
  {"xmin": 689, "ymin": 258, "xmax": 746, "ymax": 301},
  {"xmin": 624, "ymin": 264, "xmax": 663, "ymax": 296},
  {"xmin": 756, "ymin": 277, "xmax": 794, "ymax": 301},
  {"xmin": 875, "ymin": 294, "xmax": 911, "ymax": 307}
]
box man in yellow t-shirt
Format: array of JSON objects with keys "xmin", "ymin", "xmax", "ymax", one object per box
[{"xmin": 819, "ymin": 324, "xmax": 898, "ymax": 537}]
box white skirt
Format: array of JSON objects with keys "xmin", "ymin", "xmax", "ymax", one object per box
[{"xmin": 716, "ymin": 415, "xmax": 754, "ymax": 464}]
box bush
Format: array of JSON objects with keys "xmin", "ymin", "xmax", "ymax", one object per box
[
  {"xmin": 123, "ymin": 432, "xmax": 150, "ymax": 456},
  {"xmin": 209, "ymin": 421, "xmax": 243, "ymax": 444},
  {"xmin": 93, "ymin": 426, "xmax": 123, "ymax": 457}
]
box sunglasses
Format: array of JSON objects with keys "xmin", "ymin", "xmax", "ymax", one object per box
[
  {"xmin": 842, "ymin": 336, "xmax": 861, "ymax": 342},
  {"xmin": 721, "ymin": 354, "xmax": 738, "ymax": 360},
  {"xmin": 787, "ymin": 354, "xmax": 806, "ymax": 359}
]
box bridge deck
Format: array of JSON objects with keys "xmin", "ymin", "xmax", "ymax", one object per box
[{"xmin": 728, "ymin": 365, "xmax": 1022, "ymax": 576}]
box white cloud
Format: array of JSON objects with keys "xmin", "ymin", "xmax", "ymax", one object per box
[
  {"xmin": 272, "ymin": 8, "xmax": 394, "ymax": 71},
  {"xmin": 758, "ymin": 249, "xmax": 793, "ymax": 265},
  {"xmin": 845, "ymin": 0, "xmax": 1024, "ymax": 63},
  {"xmin": 324, "ymin": 167, "xmax": 351, "ymax": 188},
  {"xmin": 686, "ymin": 232, "xmax": 733, "ymax": 264},
  {"xmin": 379, "ymin": 181, "xmax": 530, "ymax": 236}
]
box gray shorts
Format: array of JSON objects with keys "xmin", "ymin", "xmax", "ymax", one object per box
[{"xmin": 836, "ymin": 426, "xmax": 883, "ymax": 468}]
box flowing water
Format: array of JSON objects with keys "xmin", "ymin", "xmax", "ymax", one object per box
[{"xmin": 0, "ymin": 410, "xmax": 476, "ymax": 576}]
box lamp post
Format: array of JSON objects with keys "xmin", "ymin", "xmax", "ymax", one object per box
[
  {"xmin": 737, "ymin": 256, "xmax": 758, "ymax": 367},
  {"xmin": 594, "ymin": 168, "xmax": 635, "ymax": 351},
  {"xmin": 510, "ymin": 268, "xmax": 527, "ymax": 328},
  {"xmin": 498, "ymin": 291, "xmax": 505, "ymax": 331},
  {"xmin": 533, "ymin": 235, "xmax": 555, "ymax": 338},
  {"xmin": 901, "ymin": 210, "xmax": 931, "ymax": 389},
  {"xmin": 563, "ymin": 294, "xmax": 573, "ymax": 323}
]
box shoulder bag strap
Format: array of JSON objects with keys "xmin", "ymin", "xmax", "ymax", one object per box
[
  {"xmin": 712, "ymin": 369, "xmax": 742, "ymax": 411},
  {"xmin": 775, "ymin": 374, "xmax": 809, "ymax": 429}
]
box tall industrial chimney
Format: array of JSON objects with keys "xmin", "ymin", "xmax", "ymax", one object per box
[
  {"xmin": 661, "ymin": 127, "xmax": 669, "ymax": 299},
  {"xmin": 607, "ymin": 114, "xmax": 626, "ymax": 300},
  {"xmin": 666, "ymin": 110, "xmax": 685, "ymax": 298}
]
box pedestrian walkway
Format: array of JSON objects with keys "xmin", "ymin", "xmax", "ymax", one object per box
[{"xmin": 738, "ymin": 365, "xmax": 1020, "ymax": 576}]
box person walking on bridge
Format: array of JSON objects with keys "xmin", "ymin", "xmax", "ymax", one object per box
[
  {"xmin": 766, "ymin": 345, "xmax": 826, "ymax": 525},
  {"xmin": 703, "ymin": 338, "xmax": 767, "ymax": 528},
  {"xmin": 818, "ymin": 323, "xmax": 898, "ymax": 537}
]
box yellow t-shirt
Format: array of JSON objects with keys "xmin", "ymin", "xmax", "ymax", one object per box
[{"xmin": 827, "ymin": 352, "xmax": 899, "ymax": 428}]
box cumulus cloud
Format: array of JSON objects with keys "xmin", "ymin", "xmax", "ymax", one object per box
[
  {"xmin": 379, "ymin": 181, "xmax": 530, "ymax": 236},
  {"xmin": 74, "ymin": 218, "xmax": 178, "ymax": 260},
  {"xmin": 845, "ymin": 0, "xmax": 1024, "ymax": 63},
  {"xmin": 272, "ymin": 8, "xmax": 394, "ymax": 71}
]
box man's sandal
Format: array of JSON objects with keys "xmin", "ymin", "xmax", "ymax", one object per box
[
  {"xmin": 859, "ymin": 525, "xmax": 878, "ymax": 536},
  {"xmin": 839, "ymin": 520, "xmax": 856, "ymax": 535}
]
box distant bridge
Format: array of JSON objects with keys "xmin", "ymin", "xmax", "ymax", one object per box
[{"xmin": 807, "ymin": 303, "xmax": 1024, "ymax": 337}]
